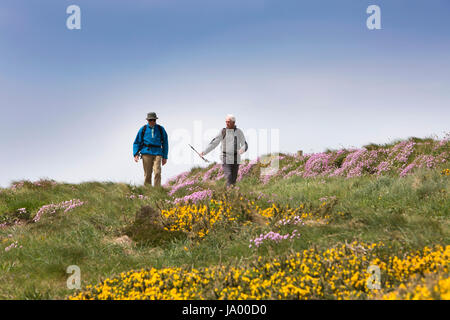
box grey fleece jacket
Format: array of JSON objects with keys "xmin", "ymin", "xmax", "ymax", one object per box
[{"xmin": 202, "ymin": 127, "xmax": 248, "ymax": 164}]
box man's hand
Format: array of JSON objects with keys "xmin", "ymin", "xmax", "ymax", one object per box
[
  {"xmin": 200, "ymin": 152, "xmax": 205, "ymax": 157},
  {"xmin": 239, "ymin": 149, "xmax": 245, "ymax": 155},
  {"xmin": 134, "ymin": 155, "xmax": 140, "ymax": 162},
  {"xmin": 162, "ymin": 158, "xmax": 167, "ymax": 166}
]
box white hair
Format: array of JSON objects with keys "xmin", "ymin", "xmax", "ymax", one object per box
[{"xmin": 226, "ymin": 114, "xmax": 236, "ymax": 122}]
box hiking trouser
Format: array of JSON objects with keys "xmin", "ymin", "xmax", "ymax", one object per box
[
  {"xmin": 222, "ymin": 164, "xmax": 240, "ymax": 186},
  {"xmin": 142, "ymin": 154, "xmax": 162, "ymax": 186}
]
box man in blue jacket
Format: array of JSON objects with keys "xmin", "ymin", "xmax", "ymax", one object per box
[{"xmin": 133, "ymin": 112, "xmax": 169, "ymax": 187}]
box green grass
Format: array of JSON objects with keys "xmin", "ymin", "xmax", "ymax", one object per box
[{"xmin": 0, "ymin": 160, "xmax": 448, "ymax": 299}]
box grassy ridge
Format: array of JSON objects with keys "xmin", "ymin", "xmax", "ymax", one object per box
[{"xmin": 0, "ymin": 137, "xmax": 448, "ymax": 299}]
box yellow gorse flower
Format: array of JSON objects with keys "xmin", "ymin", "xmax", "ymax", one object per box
[
  {"xmin": 69, "ymin": 243, "xmax": 449, "ymax": 300},
  {"xmin": 158, "ymin": 199, "xmax": 324, "ymax": 239}
]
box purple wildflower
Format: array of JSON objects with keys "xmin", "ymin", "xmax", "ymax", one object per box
[
  {"xmin": 168, "ymin": 179, "xmax": 197, "ymax": 196},
  {"xmin": 276, "ymin": 216, "xmax": 305, "ymax": 226},
  {"xmin": 249, "ymin": 230, "xmax": 301, "ymax": 248},
  {"xmin": 174, "ymin": 189, "xmax": 213, "ymax": 204},
  {"xmin": 32, "ymin": 199, "xmax": 86, "ymax": 223},
  {"xmin": 4, "ymin": 241, "xmax": 22, "ymax": 252}
]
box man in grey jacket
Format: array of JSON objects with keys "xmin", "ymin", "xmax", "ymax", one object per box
[{"xmin": 200, "ymin": 114, "xmax": 248, "ymax": 186}]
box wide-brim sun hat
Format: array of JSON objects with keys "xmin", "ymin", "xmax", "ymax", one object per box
[{"xmin": 146, "ymin": 112, "xmax": 158, "ymax": 120}]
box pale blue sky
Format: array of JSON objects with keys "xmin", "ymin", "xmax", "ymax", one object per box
[{"xmin": 1, "ymin": 0, "xmax": 449, "ymax": 187}]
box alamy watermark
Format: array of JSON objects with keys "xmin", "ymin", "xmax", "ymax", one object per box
[
  {"xmin": 66, "ymin": 265, "xmax": 81, "ymax": 290},
  {"xmin": 66, "ymin": 5, "xmax": 81, "ymax": 30},
  {"xmin": 66, "ymin": 5, "xmax": 381, "ymax": 31},
  {"xmin": 367, "ymin": 5, "xmax": 381, "ymax": 30},
  {"xmin": 366, "ymin": 265, "xmax": 381, "ymax": 290}
]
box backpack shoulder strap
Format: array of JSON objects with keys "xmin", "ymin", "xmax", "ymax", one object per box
[
  {"xmin": 137, "ymin": 125, "xmax": 147, "ymax": 154},
  {"xmin": 222, "ymin": 127, "xmax": 238, "ymax": 139},
  {"xmin": 141, "ymin": 124, "xmax": 147, "ymax": 142},
  {"xmin": 157, "ymin": 124, "xmax": 164, "ymax": 144}
]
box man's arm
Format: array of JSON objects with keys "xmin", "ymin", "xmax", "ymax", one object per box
[
  {"xmin": 133, "ymin": 127, "xmax": 144, "ymax": 157},
  {"xmin": 237, "ymin": 129, "xmax": 248, "ymax": 154},
  {"xmin": 201, "ymin": 130, "xmax": 222, "ymax": 156},
  {"xmin": 161, "ymin": 126, "xmax": 169, "ymax": 160}
]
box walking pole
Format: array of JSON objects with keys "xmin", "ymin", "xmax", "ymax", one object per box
[{"xmin": 188, "ymin": 144, "xmax": 210, "ymax": 163}]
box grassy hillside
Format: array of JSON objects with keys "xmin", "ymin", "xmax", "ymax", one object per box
[{"xmin": 0, "ymin": 136, "xmax": 448, "ymax": 299}]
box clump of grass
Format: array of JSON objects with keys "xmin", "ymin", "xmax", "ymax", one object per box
[{"xmin": 124, "ymin": 205, "xmax": 186, "ymax": 246}]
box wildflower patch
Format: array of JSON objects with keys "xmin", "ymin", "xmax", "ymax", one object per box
[{"xmin": 69, "ymin": 243, "xmax": 449, "ymax": 300}]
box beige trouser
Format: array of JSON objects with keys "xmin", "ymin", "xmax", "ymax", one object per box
[{"xmin": 142, "ymin": 154, "xmax": 162, "ymax": 186}]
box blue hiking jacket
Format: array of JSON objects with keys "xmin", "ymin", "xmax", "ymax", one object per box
[{"xmin": 133, "ymin": 124, "xmax": 169, "ymax": 159}]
